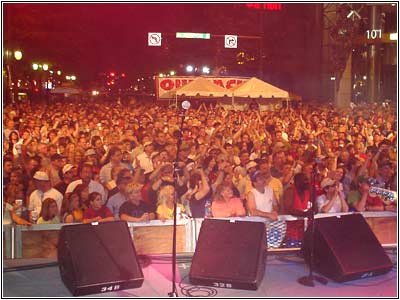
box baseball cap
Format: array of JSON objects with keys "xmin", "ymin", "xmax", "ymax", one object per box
[
  {"xmin": 246, "ymin": 161, "xmax": 258, "ymax": 171},
  {"xmin": 320, "ymin": 177, "xmax": 336, "ymax": 189},
  {"xmin": 33, "ymin": 171, "xmax": 49, "ymax": 181},
  {"xmin": 62, "ymin": 164, "xmax": 76, "ymax": 175},
  {"xmin": 84, "ymin": 148, "xmax": 96, "ymax": 156}
]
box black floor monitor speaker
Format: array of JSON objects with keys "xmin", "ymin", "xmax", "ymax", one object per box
[
  {"xmin": 57, "ymin": 221, "xmax": 144, "ymax": 296},
  {"xmin": 189, "ymin": 219, "xmax": 266, "ymax": 290},
  {"xmin": 302, "ymin": 213, "xmax": 393, "ymax": 282}
]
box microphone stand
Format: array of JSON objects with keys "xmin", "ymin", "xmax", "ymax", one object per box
[
  {"xmin": 297, "ymin": 163, "xmax": 328, "ymax": 287},
  {"xmin": 168, "ymin": 101, "xmax": 189, "ymax": 297}
]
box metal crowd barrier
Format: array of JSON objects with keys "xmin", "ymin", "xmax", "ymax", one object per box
[{"xmin": 3, "ymin": 211, "xmax": 397, "ymax": 259}]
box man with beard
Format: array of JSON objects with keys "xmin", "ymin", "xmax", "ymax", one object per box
[
  {"xmin": 281, "ymin": 172, "xmax": 314, "ymax": 247},
  {"xmin": 65, "ymin": 163, "xmax": 107, "ymax": 204},
  {"xmin": 153, "ymin": 131, "xmax": 167, "ymax": 152},
  {"xmin": 282, "ymin": 172, "xmax": 313, "ymax": 216},
  {"xmin": 54, "ymin": 164, "xmax": 77, "ymax": 195}
]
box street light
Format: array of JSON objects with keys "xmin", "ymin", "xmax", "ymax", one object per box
[
  {"xmin": 202, "ymin": 66, "xmax": 210, "ymax": 74},
  {"xmin": 32, "ymin": 63, "xmax": 39, "ymax": 70},
  {"xmin": 4, "ymin": 49, "xmax": 23, "ymax": 103},
  {"xmin": 14, "ymin": 50, "xmax": 22, "ymax": 61},
  {"xmin": 186, "ymin": 65, "xmax": 194, "ymax": 72},
  {"xmin": 42, "ymin": 64, "xmax": 49, "ymax": 71}
]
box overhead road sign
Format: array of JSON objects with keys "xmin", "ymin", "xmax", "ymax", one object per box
[
  {"xmin": 176, "ymin": 32, "xmax": 211, "ymax": 39},
  {"xmin": 148, "ymin": 33, "xmax": 162, "ymax": 46},
  {"xmin": 225, "ymin": 35, "xmax": 238, "ymax": 48}
]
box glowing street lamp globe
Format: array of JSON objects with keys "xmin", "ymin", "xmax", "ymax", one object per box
[
  {"xmin": 202, "ymin": 66, "xmax": 210, "ymax": 74},
  {"xmin": 42, "ymin": 64, "xmax": 49, "ymax": 71},
  {"xmin": 186, "ymin": 65, "xmax": 194, "ymax": 73},
  {"xmin": 14, "ymin": 50, "xmax": 23, "ymax": 61},
  {"xmin": 32, "ymin": 63, "xmax": 39, "ymax": 71}
]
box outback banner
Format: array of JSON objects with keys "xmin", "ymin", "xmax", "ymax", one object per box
[{"xmin": 155, "ymin": 76, "xmax": 250, "ymax": 99}]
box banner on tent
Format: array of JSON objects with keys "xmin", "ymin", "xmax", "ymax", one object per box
[{"xmin": 156, "ymin": 76, "xmax": 250, "ymax": 99}]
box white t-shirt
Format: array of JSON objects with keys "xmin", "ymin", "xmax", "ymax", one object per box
[
  {"xmin": 133, "ymin": 152, "xmax": 154, "ymax": 174},
  {"xmin": 316, "ymin": 194, "xmax": 342, "ymax": 213},
  {"xmin": 28, "ymin": 188, "xmax": 63, "ymax": 215},
  {"xmin": 250, "ymin": 186, "xmax": 276, "ymax": 213}
]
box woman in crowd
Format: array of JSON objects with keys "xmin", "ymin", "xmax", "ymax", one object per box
[
  {"xmin": 119, "ymin": 182, "xmax": 156, "ymax": 222},
  {"xmin": 211, "ymin": 184, "xmax": 246, "ymax": 218},
  {"xmin": 37, "ymin": 198, "xmax": 61, "ymax": 224},
  {"xmin": 156, "ymin": 185, "xmax": 186, "ymax": 221},
  {"xmin": 61, "ymin": 191, "xmax": 84, "ymax": 223},
  {"xmin": 82, "ymin": 192, "xmax": 115, "ymax": 223},
  {"xmin": 202, "ymin": 156, "xmax": 218, "ymax": 183},
  {"xmin": 2, "ymin": 99, "xmax": 397, "ymax": 229},
  {"xmin": 183, "ymin": 167, "xmax": 211, "ymax": 218}
]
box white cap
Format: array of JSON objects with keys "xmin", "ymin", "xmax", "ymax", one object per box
[
  {"xmin": 246, "ymin": 161, "xmax": 258, "ymax": 171},
  {"xmin": 33, "ymin": 171, "xmax": 49, "ymax": 181},
  {"xmin": 62, "ymin": 164, "xmax": 76, "ymax": 175},
  {"xmin": 321, "ymin": 177, "xmax": 336, "ymax": 189}
]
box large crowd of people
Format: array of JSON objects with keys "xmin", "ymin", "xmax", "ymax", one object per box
[{"xmin": 3, "ymin": 98, "xmax": 397, "ymax": 245}]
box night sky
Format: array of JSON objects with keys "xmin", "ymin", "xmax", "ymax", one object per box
[{"xmin": 4, "ymin": 3, "xmax": 319, "ymax": 95}]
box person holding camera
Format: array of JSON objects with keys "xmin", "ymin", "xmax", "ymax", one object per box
[{"xmin": 316, "ymin": 177, "xmax": 349, "ymax": 213}]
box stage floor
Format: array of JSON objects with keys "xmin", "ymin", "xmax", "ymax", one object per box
[{"xmin": 3, "ymin": 250, "xmax": 398, "ymax": 298}]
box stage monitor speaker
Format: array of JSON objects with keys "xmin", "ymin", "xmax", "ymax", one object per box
[
  {"xmin": 302, "ymin": 213, "xmax": 393, "ymax": 282},
  {"xmin": 189, "ymin": 219, "xmax": 266, "ymax": 290},
  {"xmin": 57, "ymin": 221, "xmax": 144, "ymax": 296}
]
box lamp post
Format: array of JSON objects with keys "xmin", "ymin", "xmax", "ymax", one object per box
[
  {"xmin": 4, "ymin": 49, "xmax": 23, "ymax": 103},
  {"xmin": 32, "ymin": 62, "xmax": 51, "ymax": 104}
]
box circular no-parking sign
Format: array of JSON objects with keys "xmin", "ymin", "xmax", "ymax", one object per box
[
  {"xmin": 225, "ymin": 35, "xmax": 238, "ymax": 48},
  {"xmin": 148, "ymin": 33, "xmax": 162, "ymax": 46}
]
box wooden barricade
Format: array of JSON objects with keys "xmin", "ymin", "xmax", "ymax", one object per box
[{"xmin": 4, "ymin": 213, "xmax": 397, "ymax": 259}]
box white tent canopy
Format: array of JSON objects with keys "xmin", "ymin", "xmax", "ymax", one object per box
[
  {"xmin": 168, "ymin": 77, "xmax": 230, "ymax": 98},
  {"xmin": 231, "ymin": 77, "xmax": 300, "ymax": 99}
]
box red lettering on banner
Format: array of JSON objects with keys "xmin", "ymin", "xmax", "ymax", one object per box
[
  {"xmin": 157, "ymin": 76, "xmax": 250, "ymax": 99},
  {"xmin": 160, "ymin": 79, "xmax": 174, "ymax": 91},
  {"xmin": 213, "ymin": 79, "xmax": 224, "ymax": 88},
  {"xmin": 246, "ymin": 3, "xmax": 282, "ymax": 11},
  {"xmin": 226, "ymin": 79, "xmax": 237, "ymax": 89},
  {"xmin": 176, "ymin": 79, "xmax": 193, "ymax": 88}
]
